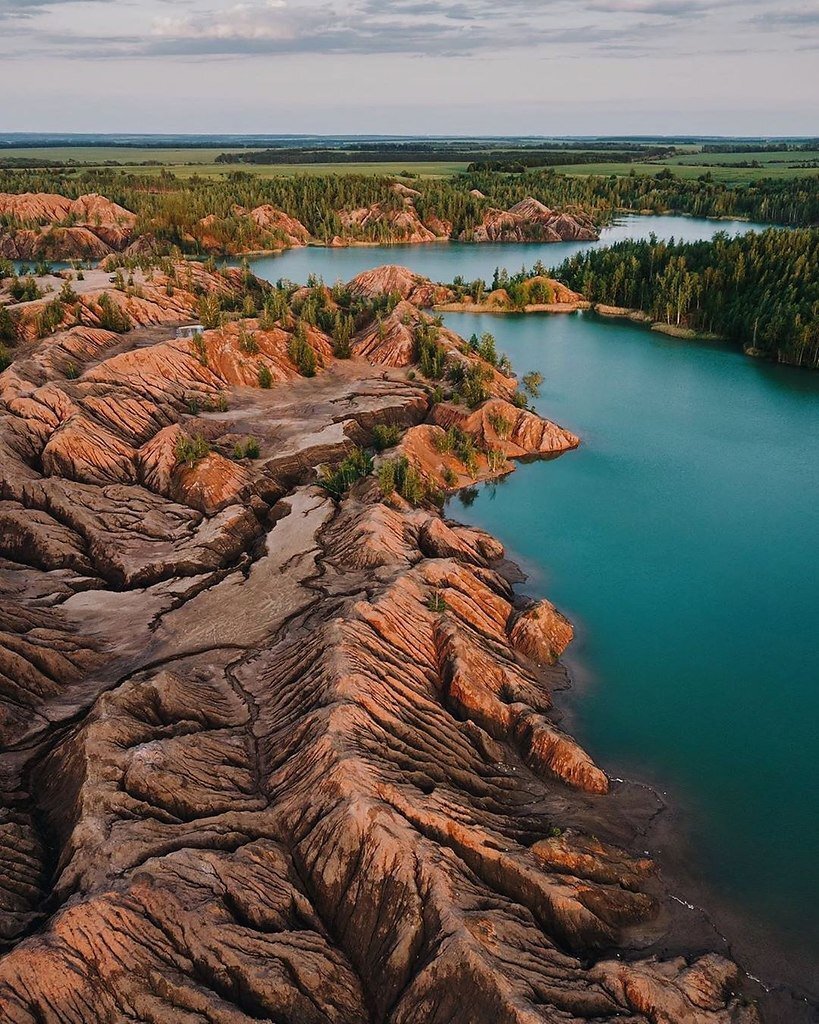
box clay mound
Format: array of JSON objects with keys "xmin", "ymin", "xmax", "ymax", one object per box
[
  {"xmin": 390, "ymin": 181, "xmax": 422, "ymax": 199},
  {"xmin": 0, "ymin": 227, "xmax": 114, "ymax": 261},
  {"xmin": 0, "ymin": 192, "xmax": 137, "ymax": 259},
  {"xmin": 348, "ymin": 264, "xmax": 453, "ymax": 307},
  {"xmin": 508, "ymin": 196, "xmax": 555, "ymax": 220},
  {"xmin": 431, "ymin": 398, "xmax": 580, "ymax": 457},
  {"xmin": 248, "ymin": 204, "xmax": 311, "ymax": 245},
  {"xmin": 0, "ymin": 192, "xmax": 72, "ymax": 224},
  {"xmin": 462, "ymin": 197, "xmax": 599, "ymax": 244},
  {"xmin": 338, "ymin": 202, "xmax": 439, "ymax": 244},
  {"xmin": 351, "ymin": 299, "xmax": 426, "ymax": 366}
]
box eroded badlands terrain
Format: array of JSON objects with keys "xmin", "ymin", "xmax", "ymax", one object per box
[{"xmin": 0, "ymin": 260, "xmax": 767, "ymax": 1022}]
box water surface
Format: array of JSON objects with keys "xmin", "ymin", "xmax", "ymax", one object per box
[
  {"xmin": 443, "ymin": 310, "xmax": 819, "ymax": 959},
  {"xmin": 245, "ymin": 214, "xmax": 767, "ymax": 286}
]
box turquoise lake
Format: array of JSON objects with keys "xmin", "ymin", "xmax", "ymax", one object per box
[
  {"xmin": 246, "ymin": 215, "xmax": 819, "ymax": 970},
  {"xmin": 243, "ymin": 213, "xmax": 766, "ymax": 285}
]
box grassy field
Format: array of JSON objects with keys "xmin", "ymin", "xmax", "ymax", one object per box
[{"xmin": 1, "ymin": 146, "xmax": 817, "ymax": 184}]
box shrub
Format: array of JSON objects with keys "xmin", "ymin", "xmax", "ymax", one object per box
[
  {"xmin": 191, "ymin": 332, "xmax": 208, "ymax": 366},
  {"xmin": 257, "ymin": 363, "xmax": 273, "ymax": 388},
  {"xmin": 233, "ymin": 438, "xmax": 260, "ymax": 459},
  {"xmin": 332, "ymin": 311, "xmax": 354, "ymax": 358},
  {"xmin": 238, "ymin": 324, "xmax": 259, "ymax": 354},
  {"xmin": 511, "ymin": 390, "xmax": 529, "ymax": 409},
  {"xmin": 427, "ymin": 591, "xmax": 448, "ymax": 613},
  {"xmin": 36, "ymin": 298, "xmax": 64, "ymax": 337},
  {"xmin": 97, "ymin": 292, "xmax": 132, "ymax": 333},
  {"xmin": 0, "ymin": 342, "xmax": 12, "ymax": 372},
  {"xmin": 441, "ymin": 466, "xmax": 458, "ymax": 487},
  {"xmin": 197, "ymin": 294, "xmax": 222, "ymax": 328},
  {"xmin": 522, "ymin": 370, "xmax": 544, "ymax": 398},
  {"xmin": 476, "ymin": 332, "xmax": 498, "ymax": 366},
  {"xmin": 175, "ymin": 433, "xmax": 210, "ymax": 468},
  {"xmin": 318, "ymin": 446, "xmax": 373, "ymax": 497},
  {"xmin": 415, "ymin": 324, "xmax": 447, "ymax": 379},
  {"xmin": 378, "ymin": 455, "xmax": 425, "ymax": 505},
  {"xmin": 64, "ymin": 361, "xmax": 79, "ymax": 380},
  {"xmin": 487, "ymin": 410, "xmax": 512, "ymax": 439},
  {"xmin": 288, "ymin": 328, "xmax": 317, "ymax": 377},
  {"xmin": 0, "ymin": 304, "xmax": 18, "ymax": 342},
  {"xmin": 59, "ymin": 280, "xmax": 79, "ymax": 304},
  {"xmin": 9, "ymin": 276, "xmax": 42, "ymax": 302},
  {"xmin": 487, "ymin": 449, "xmax": 506, "ymax": 473},
  {"xmin": 372, "ymin": 423, "xmax": 401, "ymax": 451}
]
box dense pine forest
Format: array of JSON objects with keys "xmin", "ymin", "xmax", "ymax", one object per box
[
  {"xmin": 1, "ymin": 166, "xmax": 818, "ymax": 248},
  {"xmin": 555, "ymin": 228, "xmax": 819, "ymax": 367}
]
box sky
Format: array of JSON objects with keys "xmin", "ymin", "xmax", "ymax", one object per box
[{"xmin": 1, "ymin": 0, "xmax": 817, "ymax": 135}]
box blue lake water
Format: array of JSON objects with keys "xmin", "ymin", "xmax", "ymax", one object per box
[
  {"xmin": 443, "ymin": 311, "xmax": 819, "ymax": 965},
  {"xmin": 243, "ymin": 213, "xmax": 768, "ymax": 286},
  {"xmin": 249, "ymin": 214, "xmax": 816, "ymax": 976}
]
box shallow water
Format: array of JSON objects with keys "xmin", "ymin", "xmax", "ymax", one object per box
[
  {"xmin": 244, "ymin": 213, "xmax": 768, "ymax": 286},
  {"xmin": 442, "ymin": 310, "xmax": 819, "ymax": 959}
]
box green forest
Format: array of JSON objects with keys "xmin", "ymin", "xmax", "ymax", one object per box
[
  {"xmin": 1, "ymin": 166, "xmax": 818, "ymax": 253},
  {"xmin": 554, "ymin": 228, "xmax": 819, "ymax": 367}
]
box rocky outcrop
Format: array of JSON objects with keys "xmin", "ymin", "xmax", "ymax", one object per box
[
  {"xmin": 461, "ymin": 196, "xmax": 598, "ymax": 243},
  {"xmin": 0, "ymin": 192, "xmax": 137, "ymax": 259},
  {"xmin": 348, "ymin": 264, "xmax": 454, "ymax": 307},
  {"xmin": 431, "ymin": 398, "xmax": 580, "ymax": 457},
  {"xmin": 192, "ymin": 204, "xmax": 311, "ymax": 252},
  {"xmin": 0, "ymin": 262, "xmax": 763, "ymax": 1024}
]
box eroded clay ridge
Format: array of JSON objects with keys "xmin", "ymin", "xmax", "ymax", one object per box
[
  {"xmin": 0, "ymin": 188, "xmax": 597, "ymax": 258},
  {"xmin": 0, "ymin": 260, "xmax": 757, "ymax": 1023}
]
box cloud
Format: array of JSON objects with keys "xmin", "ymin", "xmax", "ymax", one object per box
[{"xmin": 5, "ymin": 0, "xmax": 815, "ymax": 62}]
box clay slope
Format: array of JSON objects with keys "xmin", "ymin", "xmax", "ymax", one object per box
[
  {"xmin": 461, "ymin": 196, "xmax": 598, "ymax": 243},
  {"xmin": 348, "ymin": 265, "xmax": 454, "ymax": 307},
  {"xmin": 0, "ymin": 265, "xmax": 758, "ymax": 1024},
  {"xmin": 0, "ymin": 192, "xmax": 137, "ymax": 259}
]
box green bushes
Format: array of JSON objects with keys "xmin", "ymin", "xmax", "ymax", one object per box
[
  {"xmin": 434, "ymin": 426, "xmax": 479, "ymax": 476},
  {"xmin": 415, "ymin": 323, "xmax": 447, "ymax": 378},
  {"xmin": 0, "ymin": 342, "xmax": 12, "ymax": 372},
  {"xmin": 318, "ymin": 446, "xmax": 373, "ymax": 497},
  {"xmin": 372, "ymin": 423, "xmax": 401, "ymax": 450},
  {"xmin": 191, "ymin": 332, "xmax": 208, "ymax": 366},
  {"xmin": 9, "ymin": 276, "xmax": 42, "ymax": 302},
  {"xmin": 487, "ymin": 410, "xmax": 512, "ymax": 439},
  {"xmin": 175, "ymin": 433, "xmax": 210, "ymax": 468},
  {"xmin": 197, "ymin": 293, "xmax": 222, "ymax": 329},
  {"xmin": 36, "ymin": 298, "xmax": 64, "ymax": 338},
  {"xmin": 0, "ymin": 304, "xmax": 17, "ymax": 342},
  {"xmin": 257, "ymin": 364, "xmax": 273, "ymax": 388},
  {"xmin": 97, "ymin": 292, "xmax": 132, "ymax": 332},
  {"xmin": 288, "ymin": 325, "xmax": 317, "ymax": 376},
  {"xmin": 522, "ymin": 371, "xmax": 543, "ymax": 398},
  {"xmin": 232, "ymin": 437, "xmax": 260, "ymax": 459},
  {"xmin": 448, "ymin": 362, "xmax": 492, "ymax": 408},
  {"xmin": 377, "ymin": 455, "xmax": 425, "ymax": 504},
  {"xmin": 238, "ymin": 324, "xmax": 259, "ymax": 354}
]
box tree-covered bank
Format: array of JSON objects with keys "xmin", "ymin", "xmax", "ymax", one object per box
[
  {"xmin": 1, "ymin": 165, "xmax": 817, "ymax": 250},
  {"xmin": 555, "ymin": 228, "xmax": 819, "ymax": 368}
]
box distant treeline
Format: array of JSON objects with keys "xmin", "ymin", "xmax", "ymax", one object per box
[
  {"xmin": 554, "ymin": 229, "xmax": 819, "ymax": 367},
  {"xmin": 215, "ymin": 146, "xmax": 675, "ymax": 167},
  {"xmin": 702, "ymin": 142, "xmax": 819, "ymax": 154},
  {"xmin": 465, "ymin": 148, "xmax": 674, "ymax": 172}
]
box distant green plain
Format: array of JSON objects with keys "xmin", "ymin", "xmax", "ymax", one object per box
[{"xmin": 1, "ymin": 146, "xmax": 817, "ymax": 184}]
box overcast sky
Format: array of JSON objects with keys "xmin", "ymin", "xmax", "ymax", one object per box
[{"xmin": 1, "ymin": 0, "xmax": 817, "ymax": 135}]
